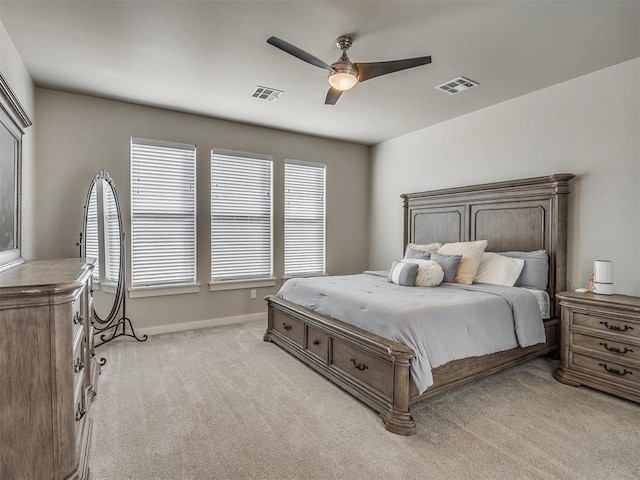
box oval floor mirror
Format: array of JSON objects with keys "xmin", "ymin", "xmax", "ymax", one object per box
[{"xmin": 80, "ymin": 170, "xmax": 147, "ymax": 348}]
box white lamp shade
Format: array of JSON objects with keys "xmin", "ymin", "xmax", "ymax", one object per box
[
  {"xmin": 328, "ymin": 72, "xmax": 358, "ymax": 91},
  {"xmin": 593, "ymin": 260, "xmax": 613, "ymax": 294}
]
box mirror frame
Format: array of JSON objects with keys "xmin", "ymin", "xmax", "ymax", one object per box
[
  {"xmin": 0, "ymin": 72, "xmax": 32, "ymax": 272},
  {"xmin": 81, "ymin": 170, "xmax": 125, "ymax": 324}
]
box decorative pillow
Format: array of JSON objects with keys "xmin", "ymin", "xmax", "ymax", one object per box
[
  {"xmin": 437, "ymin": 240, "xmax": 488, "ymax": 285},
  {"xmin": 430, "ymin": 252, "xmax": 462, "ymax": 283},
  {"xmin": 404, "ymin": 242, "xmax": 441, "ymax": 257},
  {"xmin": 499, "ymin": 250, "xmax": 549, "ymax": 290},
  {"xmin": 404, "ymin": 248, "xmax": 432, "ymax": 260},
  {"xmin": 474, "ymin": 252, "xmax": 525, "ymax": 287},
  {"xmin": 402, "ymin": 259, "xmax": 444, "ymax": 287},
  {"xmin": 387, "ymin": 260, "xmax": 419, "ymax": 286}
]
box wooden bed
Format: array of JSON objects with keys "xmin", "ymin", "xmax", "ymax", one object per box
[{"xmin": 264, "ymin": 173, "xmax": 574, "ymax": 435}]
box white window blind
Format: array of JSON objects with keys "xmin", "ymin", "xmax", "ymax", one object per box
[
  {"xmin": 284, "ymin": 161, "xmax": 326, "ymax": 276},
  {"xmin": 131, "ymin": 138, "xmax": 196, "ymax": 287},
  {"xmin": 85, "ymin": 186, "xmax": 100, "ymax": 280},
  {"xmin": 211, "ymin": 150, "xmax": 273, "ymax": 282},
  {"xmin": 103, "ymin": 185, "xmax": 120, "ymax": 282}
]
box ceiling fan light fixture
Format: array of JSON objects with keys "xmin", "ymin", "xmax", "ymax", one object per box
[{"xmin": 328, "ymin": 71, "xmax": 358, "ymax": 91}]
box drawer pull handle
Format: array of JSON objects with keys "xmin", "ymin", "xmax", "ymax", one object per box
[
  {"xmin": 73, "ymin": 312, "xmax": 85, "ymax": 325},
  {"xmin": 75, "ymin": 404, "xmax": 86, "ymax": 422},
  {"xmin": 313, "ymin": 339, "xmax": 321, "ymax": 346},
  {"xmin": 282, "ymin": 323, "xmax": 293, "ymax": 331},
  {"xmin": 598, "ymin": 363, "xmax": 633, "ymax": 376},
  {"xmin": 599, "ymin": 342, "xmax": 633, "ymax": 355},
  {"xmin": 599, "ymin": 321, "xmax": 633, "ymax": 332},
  {"xmin": 74, "ymin": 359, "xmax": 85, "ymax": 373},
  {"xmin": 351, "ymin": 358, "xmax": 368, "ymax": 371}
]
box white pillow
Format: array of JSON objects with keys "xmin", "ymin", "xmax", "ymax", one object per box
[
  {"xmin": 402, "ymin": 259, "xmax": 444, "ymax": 287},
  {"xmin": 437, "ymin": 240, "xmax": 488, "ymax": 285},
  {"xmin": 474, "ymin": 252, "xmax": 525, "ymax": 287}
]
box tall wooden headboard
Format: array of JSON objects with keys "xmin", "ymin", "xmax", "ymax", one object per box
[{"xmin": 402, "ymin": 174, "xmax": 574, "ymax": 318}]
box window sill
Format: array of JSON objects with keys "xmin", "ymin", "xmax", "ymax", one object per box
[
  {"xmin": 209, "ymin": 277, "xmax": 277, "ymax": 292},
  {"xmin": 129, "ymin": 283, "xmax": 201, "ymax": 298},
  {"xmin": 282, "ymin": 272, "xmax": 328, "ymax": 281}
]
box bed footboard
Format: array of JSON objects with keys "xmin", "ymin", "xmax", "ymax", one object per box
[{"xmin": 264, "ymin": 295, "xmax": 417, "ymax": 435}]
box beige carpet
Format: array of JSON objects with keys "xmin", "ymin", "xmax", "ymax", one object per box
[{"xmin": 90, "ymin": 320, "xmax": 639, "ymax": 480}]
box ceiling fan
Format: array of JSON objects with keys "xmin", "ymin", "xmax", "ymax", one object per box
[{"xmin": 267, "ymin": 35, "xmax": 432, "ymax": 105}]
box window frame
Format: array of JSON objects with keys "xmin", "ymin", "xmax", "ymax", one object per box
[
  {"xmin": 283, "ymin": 159, "xmax": 327, "ymax": 278},
  {"xmin": 209, "ymin": 148, "xmax": 275, "ymax": 291},
  {"xmin": 129, "ymin": 137, "xmax": 198, "ymax": 297}
]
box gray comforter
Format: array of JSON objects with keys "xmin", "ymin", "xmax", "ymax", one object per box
[{"xmin": 277, "ymin": 272, "xmax": 545, "ymax": 394}]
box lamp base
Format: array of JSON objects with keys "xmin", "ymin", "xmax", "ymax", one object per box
[{"xmin": 593, "ymin": 282, "xmax": 613, "ymax": 295}]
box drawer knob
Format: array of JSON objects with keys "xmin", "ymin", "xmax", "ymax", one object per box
[
  {"xmin": 351, "ymin": 358, "xmax": 369, "ymax": 371},
  {"xmin": 313, "ymin": 339, "xmax": 321, "ymax": 346},
  {"xmin": 599, "ymin": 342, "xmax": 633, "ymax": 355},
  {"xmin": 599, "ymin": 321, "xmax": 633, "ymax": 332},
  {"xmin": 73, "ymin": 312, "xmax": 85, "ymax": 325},
  {"xmin": 74, "ymin": 358, "xmax": 85, "ymax": 373},
  {"xmin": 598, "ymin": 363, "xmax": 633, "ymax": 377},
  {"xmin": 75, "ymin": 404, "xmax": 86, "ymax": 422},
  {"xmin": 282, "ymin": 322, "xmax": 293, "ymax": 331}
]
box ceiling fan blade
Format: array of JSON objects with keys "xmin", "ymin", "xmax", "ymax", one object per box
[
  {"xmin": 267, "ymin": 36, "xmax": 334, "ymax": 71},
  {"xmin": 325, "ymin": 87, "xmax": 343, "ymax": 105},
  {"xmin": 355, "ymin": 56, "xmax": 432, "ymax": 82}
]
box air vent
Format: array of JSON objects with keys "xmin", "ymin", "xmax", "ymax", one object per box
[
  {"xmin": 251, "ymin": 86, "xmax": 283, "ymax": 102},
  {"xmin": 436, "ymin": 77, "xmax": 479, "ymax": 95}
]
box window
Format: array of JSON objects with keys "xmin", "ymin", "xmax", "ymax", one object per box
[
  {"xmin": 211, "ymin": 150, "xmax": 273, "ymax": 284},
  {"xmin": 284, "ymin": 161, "xmax": 326, "ymax": 276},
  {"xmin": 131, "ymin": 138, "xmax": 196, "ymax": 289}
]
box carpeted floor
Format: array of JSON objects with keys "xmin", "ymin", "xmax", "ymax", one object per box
[{"xmin": 90, "ymin": 320, "xmax": 639, "ymax": 480}]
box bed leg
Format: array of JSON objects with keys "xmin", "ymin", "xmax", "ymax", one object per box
[
  {"xmin": 383, "ymin": 358, "xmax": 416, "ymax": 435},
  {"xmin": 383, "ymin": 410, "xmax": 416, "ymax": 435}
]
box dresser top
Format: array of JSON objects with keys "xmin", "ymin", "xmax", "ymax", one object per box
[
  {"xmin": 557, "ymin": 291, "xmax": 640, "ymax": 311},
  {"xmin": 0, "ymin": 258, "xmax": 94, "ymax": 295}
]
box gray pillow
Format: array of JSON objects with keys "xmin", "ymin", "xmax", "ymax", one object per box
[
  {"xmin": 430, "ymin": 252, "xmax": 462, "ymax": 283},
  {"xmin": 499, "ymin": 250, "xmax": 549, "ymax": 290},
  {"xmin": 387, "ymin": 261, "xmax": 419, "ymax": 286},
  {"xmin": 405, "ymin": 248, "xmax": 432, "ymax": 260}
]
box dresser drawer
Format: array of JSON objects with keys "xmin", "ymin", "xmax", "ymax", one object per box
[
  {"xmin": 572, "ymin": 311, "xmax": 639, "ymax": 340},
  {"xmin": 306, "ymin": 326, "xmax": 329, "ymax": 362},
  {"xmin": 272, "ymin": 310, "xmax": 304, "ymax": 347},
  {"xmin": 71, "ymin": 297, "xmax": 84, "ymax": 338},
  {"xmin": 73, "ymin": 334, "xmax": 86, "ymax": 391},
  {"xmin": 332, "ymin": 339, "xmax": 393, "ymax": 399},
  {"xmin": 572, "ymin": 332, "xmax": 639, "ymax": 364},
  {"xmin": 571, "ymin": 352, "xmax": 639, "ymax": 387}
]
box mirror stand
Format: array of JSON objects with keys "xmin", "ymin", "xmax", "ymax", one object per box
[{"xmin": 79, "ymin": 170, "xmax": 147, "ymax": 354}]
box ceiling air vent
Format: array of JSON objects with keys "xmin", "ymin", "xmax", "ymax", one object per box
[
  {"xmin": 436, "ymin": 77, "xmax": 479, "ymax": 95},
  {"xmin": 251, "ymin": 86, "xmax": 283, "ymax": 102}
]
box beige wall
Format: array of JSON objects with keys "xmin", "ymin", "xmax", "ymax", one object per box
[
  {"xmin": 370, "ymin": 59, "xmax": 640, "ymax": 296},
  {"xmin": 35, "ymin": 88, "xmax": 369, "ymax": 330},
  {"xmin": 0, "ymin": 21, "xmax": 35, "ymax": 259}
]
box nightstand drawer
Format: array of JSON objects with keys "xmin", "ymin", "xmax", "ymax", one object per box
[
  {"xmin": 571, "ymin": 353, "xmax": 638, "ymax": 387},
  {"xmin": 572, "ymin": 311, "xmax": 639, "ymax": 340},
  {"xmin": 572, "ymin": 332, "xmax": 640, "ymax": 363}
]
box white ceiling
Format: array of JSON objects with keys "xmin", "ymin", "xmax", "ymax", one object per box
[{"xmin": 1, "ymin": 1, "xmax": 638, "ymax": 145}]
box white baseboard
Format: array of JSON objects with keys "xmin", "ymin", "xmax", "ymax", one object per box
[{"xmin": 137, "ymin": 312, "xmax": 267, "ymax": 337}]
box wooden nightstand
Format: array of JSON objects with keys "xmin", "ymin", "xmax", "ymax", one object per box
[{"xmin": 553, "ymin": 291, "xmax": 640, "ymax": 402}]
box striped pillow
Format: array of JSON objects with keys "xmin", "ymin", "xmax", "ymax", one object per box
[{"xmin": 387, "ymin": 261, "xmax": 419, "ymax": 286}]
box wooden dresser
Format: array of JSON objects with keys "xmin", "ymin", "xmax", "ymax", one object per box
[
  {"xmin": 554, "ymin": 291, "xmax": 639, "ymax": 403},
  {"xmin": 0, "ymin": 259, "xmax": 98, "ymax": 480}
]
